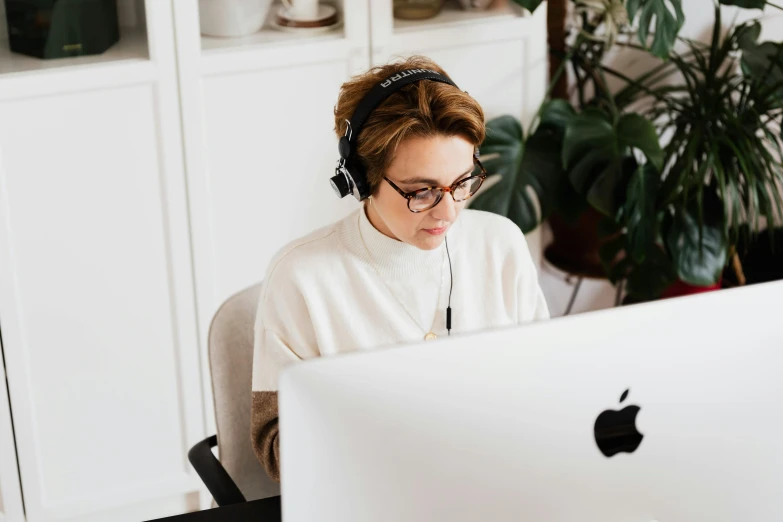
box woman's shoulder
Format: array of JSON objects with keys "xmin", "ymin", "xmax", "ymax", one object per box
[
  {"xmin": 265, "ymin": 208, "xmax": 362, "ymax": 282},
  {"xmin": 256, "ymin": 211, "xmax": 358, "ymax": 329},
  {"xmin": 264, "ymin": 214, "xmax": 351, "ymax": 282}
]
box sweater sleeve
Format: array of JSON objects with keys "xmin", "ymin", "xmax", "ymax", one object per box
[
  {"xmin": 251, "ymin": 327, "xmax": 302, "ymax": 482},
  {"xmin": 527, "ymin": 282, "xmax": 550, "ymax": 322},
  {"xmin": 251, "ymin": 250, "xmax": 322, "ymax": 481},
  {"xmin": 516, "ymin": 233, "xmax": 551, "ymax": 323}
]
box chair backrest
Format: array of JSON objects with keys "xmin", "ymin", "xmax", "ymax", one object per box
[{"xmin": 208, "ymin": 282, "xmax": 280, "ymax": 500}]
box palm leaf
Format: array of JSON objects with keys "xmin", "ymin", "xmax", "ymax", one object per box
[{"xmin": 624, "ymin": 163, "xmax": 661, "ymax": 262}]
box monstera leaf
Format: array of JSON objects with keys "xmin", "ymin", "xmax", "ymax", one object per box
[
  {"xmin": 665, "ymin": 189, "xmax": 728, "ymax": 286},
  {"xmin": 470, "ymin": 101, "xmax": 575, "ymax": 233},
  {"xmin": 719, "ymin": 0, "xmax": 766, "ymax": 8},
  {"xmin": 510, "ymin": 0, "xmax": 545, "ymax": 13},
  {"xmin": 739, "ymin": 24, "xmax": 783, "ymax": 105},
  {"xmin": 740, "ymin": 22, "xmax": 783, "ymax": 79},
  {"xmin": 626, "ymin": 246, "xmax": 677, "ymax": 299},
  {"xmin": 562, "ymin": 110, "xmax": 663, "ymax": 217},
  {"xmin": 737, "ymin": 20, "xmax": 762, "ymax": 51},
  {"xmin": 626, "ymin": 0, "xmax": 685, "ymax": 59}
]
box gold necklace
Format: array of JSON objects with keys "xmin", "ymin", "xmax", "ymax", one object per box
[{"xmin": 358, "ymin": 213, "xmax": 445, "ymax": 341}]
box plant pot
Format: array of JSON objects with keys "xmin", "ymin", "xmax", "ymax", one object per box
[
  {"xmin": 722, "ymin": 226, "xmax": 783, "ymax": 287},
  {"xmin": 660, "ymin": 277, "xmax": 723, "ymax": 299},
  {"xmin": 544, "ymin": 207, "xmax": 609, "ymax": 278}
]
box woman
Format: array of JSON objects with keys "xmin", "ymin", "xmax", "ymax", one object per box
[{"xmin": 251, "ymin": 56, "xmax": 550, "ymax": 481}]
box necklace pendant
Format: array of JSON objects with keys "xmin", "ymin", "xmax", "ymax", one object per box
[{"xmin": 424, "ymin": 332, "xmax": 437, "ymax": 341}]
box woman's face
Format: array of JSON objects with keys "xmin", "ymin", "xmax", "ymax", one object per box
[{"xmin": 365, "ymin": 135, "xmax": 476, "ymax": 251}]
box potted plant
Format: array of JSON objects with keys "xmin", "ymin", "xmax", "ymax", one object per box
[{"xmin": 470, "ymin": 0, "xmax": 783, "ymax": 302}]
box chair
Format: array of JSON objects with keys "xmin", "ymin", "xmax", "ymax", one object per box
[{"xmin": 188, "ymin": 282, "xmax": 281, "ymax": 507}]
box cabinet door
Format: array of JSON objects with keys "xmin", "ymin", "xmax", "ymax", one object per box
[
  {"xmin": 0, "ymin": 1, "xmax": 204, "ymax": 520},
  {"xmin": 174, "ymin": 0, "xmax": 371, "ymax": 433},
  {"xmin": 0, "ymin": 338, "xmax": 25, "ymax": 522}
]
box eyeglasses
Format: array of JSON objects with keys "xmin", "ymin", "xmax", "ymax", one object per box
[{"xmin": 383, "ymin": 157, "xmax": 488, "ymax": 213}]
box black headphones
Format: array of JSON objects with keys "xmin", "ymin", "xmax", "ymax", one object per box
[
  {"xmin": 329, "ymin": 68, "xmax": 461, "ymax": 201},
  {"xmin": 330, "ymin": 68, "xmax": 463, "ymax": 336}
]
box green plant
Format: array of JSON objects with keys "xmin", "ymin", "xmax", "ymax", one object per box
[{"xmin": 471, "ymin": 0, "xmax": 783, "ymax": 300}]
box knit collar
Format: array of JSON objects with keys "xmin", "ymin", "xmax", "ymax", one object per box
[{"xmin": 353, "ymin": 204, "xmax": 447, "ymax": 278}]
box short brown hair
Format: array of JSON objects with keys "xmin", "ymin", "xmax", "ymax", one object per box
[{"xmin": 333, "ymin": 56, "xmax": 486, "ymax": 195}]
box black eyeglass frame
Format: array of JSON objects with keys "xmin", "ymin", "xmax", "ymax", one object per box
[{"xmin": 382, "ymin": 156, "xmax": 488, "ymax": 213}]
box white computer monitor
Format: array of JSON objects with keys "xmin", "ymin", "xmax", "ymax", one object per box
[{"xmin": 279, "ymin": 280, "xmax": 783, "ymax": 522}]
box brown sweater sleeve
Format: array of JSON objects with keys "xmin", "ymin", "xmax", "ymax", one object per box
[
  {"xmin": 251, "ymin": 324, "xmax": 308, "ymax": 482},
  {"xmin": 251, "ymin": 391, "xmax": 281, "ymax": 482}
]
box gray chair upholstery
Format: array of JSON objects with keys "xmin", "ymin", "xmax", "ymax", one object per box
[{"xmin": 207, "ymin": 282, "xmax": 280, "ymax": 501}]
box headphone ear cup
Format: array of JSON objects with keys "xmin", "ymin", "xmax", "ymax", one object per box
[
  {"xmin": 355, "ymin": 172, "xmax": 370, "ymax": 201},
  {"xmin": 346, "ymin": 160, "xmax": 370, "ymax": 201}
]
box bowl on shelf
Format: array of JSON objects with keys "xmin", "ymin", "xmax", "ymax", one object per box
[
  {"xmin": 198, "ymin": 0, "xmax": 273, "ymax": 37},
  {"xmin": 457, "ymin": 0, "xmax": 496, "ymax": 9},
  {"xmin": 392, "ymin": 0, "xmax": 444, "ymax": 20},
  {"xmin": 271, "ymin": 3, "xmax": 342, "ymax": 33}
]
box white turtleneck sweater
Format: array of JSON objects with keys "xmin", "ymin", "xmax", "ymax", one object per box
[{"xmin": 251, "ymin": 207, "xmax": 550, "ymax": 481}]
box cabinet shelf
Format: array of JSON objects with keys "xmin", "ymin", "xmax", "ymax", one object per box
[
  {"xmin": 393, "ymin": 0, "xmax": 525, "ymax": 34},
  {"xmin": 0, "ymin": 29, "xmax": 153, "ymax": 101},
  {"xmin": 198, "ymin": 4, "xmax": 350, "ymax": 75},
  {"xmin": 201, "ymin": 27, "xmax": 344, "ymax": 54},
  {"xmin": 0, "ymin": 28, "xmax": 149, "ymax": 78}
]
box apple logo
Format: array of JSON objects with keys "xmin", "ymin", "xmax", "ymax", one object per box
[{"xmin": 594, "ymin": 389, "xmax": 644, "ymax": 457}]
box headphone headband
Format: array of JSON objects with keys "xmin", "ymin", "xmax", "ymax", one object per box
[
  {"xmin": 330, "ymin": 69, "xmax": 461, "ymax": 201},
  {"xmin": 344, "ymin": 69, "xmax": 457, "ymax": 154}
]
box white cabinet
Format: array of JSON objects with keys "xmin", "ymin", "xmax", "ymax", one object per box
[
  {"xmin": 0, "ymin": 1, "xmax": 204, "ymax": 521},
  {"xmin": 0, "ymin": 1, "xmax": 548, "ymax": 520},
  {"xmin": 172, "ymin": 0, "xmax": 373, "ymax": 435}
]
